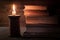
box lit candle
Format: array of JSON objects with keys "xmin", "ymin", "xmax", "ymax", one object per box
[
  {"xmin": 12, "ymin": 4, "xmax": 16, "ymax": 16},
  {"xmin": 8, "ymin": 4, "xmax": 21, "ymax": 37}
]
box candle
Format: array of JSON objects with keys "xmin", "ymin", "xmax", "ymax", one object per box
[
  {"xmin": 8, "ymin": 4, "xmax": 21, "ymax": 37},
  {"xmin": 12, "ymin": 4, "xmax": 16, "ymax": 16}
]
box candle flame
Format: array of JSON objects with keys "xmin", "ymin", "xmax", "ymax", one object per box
[{"xmin": 12, "ymin": 4, "xmax": 16, "ymax": 15}]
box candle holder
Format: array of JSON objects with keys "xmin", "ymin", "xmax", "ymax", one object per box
[{"xmin": 8, "ymin": 15, "xmax": 21, "ymax": 37}]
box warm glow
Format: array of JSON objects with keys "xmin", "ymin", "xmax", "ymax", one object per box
[
  {"xmin": 12, "ymin": 4, "xmax": 16, "ymax": 15},
  {"xmin": 24, "ymin": 5, "xmax": 47, "ymax": 16},
  {"xmin": 24, "ymin": 5, "xmax": 47, "ymax": 10}
]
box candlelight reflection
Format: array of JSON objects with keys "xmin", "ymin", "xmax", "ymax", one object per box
[
  {"xmin": 24, "ymin": 5, "xmax": 47, "ymax": 16},
  {"xmin": 12, "ymin": 4, "xmax": 16, "ymax": 15}
]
